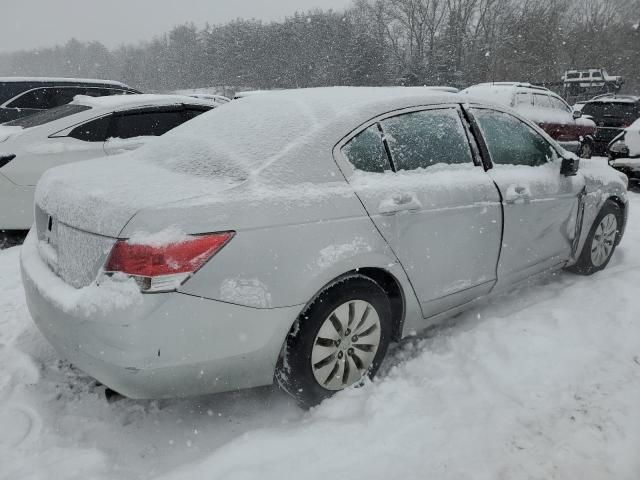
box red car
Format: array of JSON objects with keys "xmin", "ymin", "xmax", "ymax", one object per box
[{"xmin": 462, "ymin": 82, "xmax": 596, "ymax": 158}]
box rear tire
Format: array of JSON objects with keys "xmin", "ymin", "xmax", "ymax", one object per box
[
  {"xmin": 276, "ymin": 275, "xmax": 393, "ymax": 408},
  {"xmin": 567, "ymin": 200, "xmax": 623, "ymax": 275}
]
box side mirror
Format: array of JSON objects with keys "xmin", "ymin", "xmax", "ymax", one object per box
[
  {"xmin": 560, "ymin": 156, "xmax": 580, "ymax": 176},
  {"xmin": 572, "ymin": 110, "xmax": 582, "ymax": 119},
  {"xmin": 608, "ymin": 140, "xmax": 629, "ymax": 160}
]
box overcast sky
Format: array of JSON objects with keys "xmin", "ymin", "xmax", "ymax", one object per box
[{"xmin": 1, "ymin": 0, "xmax": 353, "ymax": 53}]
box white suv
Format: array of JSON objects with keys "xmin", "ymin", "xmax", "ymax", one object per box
[{"xmin": 462, "ymin": 82, "xmax": 596, "ymax": 157}]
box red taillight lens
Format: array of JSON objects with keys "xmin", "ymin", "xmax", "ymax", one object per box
[{"xmin": 104, "ymin": 232, "xmax": 234, "ymax": 292}]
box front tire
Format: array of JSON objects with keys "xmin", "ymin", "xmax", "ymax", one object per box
[
  {"xmin": 568, "ymin": 200, "xmax": 623, "ymax": 275},
  {"xmin": 276, "ymin": 275, "xmax": 393, "ymax": 408}
]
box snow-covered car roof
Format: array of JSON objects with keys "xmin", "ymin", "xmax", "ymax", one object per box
[
  {"xmin": 123, "ymin": 87, "xmax": 466, "ymax": 183},
  {"xmin": 70, "ymin": 93, "xmax": 218, "ymax": 111},
  {"xmin": 0, "ymin": 77, "xmax": 130, "ymax": 87}
]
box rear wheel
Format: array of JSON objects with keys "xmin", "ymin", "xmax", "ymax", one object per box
[
  {"xmin": 276, "ymin": 275, "xmax": 393, "ymax": 408},
  {"xmin": 568, "ymin": 200, "xmax": 622, "ymax": 275}
]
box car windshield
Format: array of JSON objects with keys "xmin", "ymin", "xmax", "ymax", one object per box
[{"xmin": 3, "ymin": 103, "xmax": 91, "ymax": 128}]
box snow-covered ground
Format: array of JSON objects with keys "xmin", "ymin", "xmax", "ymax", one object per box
[{"xmin": 1, "ymin": 191, "xmax": 639, "ymax": 480}]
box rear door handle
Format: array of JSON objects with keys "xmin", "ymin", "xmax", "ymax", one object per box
[{"xmin": 379, "ymin": 193, "xmax": 422, "ymax": 214}]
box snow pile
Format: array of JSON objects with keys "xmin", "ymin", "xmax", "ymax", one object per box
[
  {"xmin": 21, "ymin": 232, "xmax": 142, "ymax": 316},
  {"xmin": 126, "ymin": 226, "xmax": 190, "ymax": 246}
]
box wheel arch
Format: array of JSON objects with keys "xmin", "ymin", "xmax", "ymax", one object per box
[{"xmin": 287, "ymin": 267, "xmax": 408, "ymax": 344}]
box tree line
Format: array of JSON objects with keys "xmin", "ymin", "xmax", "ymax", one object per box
[{"xmin": 0, "ymin": 0, "xmax": 638, "ymax": 94}]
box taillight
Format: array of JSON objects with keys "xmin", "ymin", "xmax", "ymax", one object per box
[{"xmin": 104, "ymin": 231, "xmax": 234, "ymax": 293}]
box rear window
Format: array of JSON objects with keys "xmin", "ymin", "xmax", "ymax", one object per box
[
  {"xmin": 582, "ymin": 102, "xmax": 638, "ymax": 122},
  {"xmin": 3, "ymin": 104, "xmax": 91, "ymax": 128}
]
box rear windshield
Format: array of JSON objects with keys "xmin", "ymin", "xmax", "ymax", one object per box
[
  {"xmin": 3, "ymin": 104, "xmax": 91, "ymax": 128},
  {"xmin": 581, "ymin": 102, "xmax": 638, "ymax": 122}
]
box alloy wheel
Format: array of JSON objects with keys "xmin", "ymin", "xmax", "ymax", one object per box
[
  {"xmin": 591, "ymin": 213, "xmax": 617, "ymax": 267},
  {"xmin": 310, "ymin": 300, "xmax": 381, "ymax": 391}
]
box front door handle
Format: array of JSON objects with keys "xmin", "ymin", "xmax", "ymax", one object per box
[
  {"xmin": 379, "ymin": 193, "xmax": 422, "ymax": 214},
  {"xmin": 505, "ymin": 184, "xmax": 532, "ymax": 204}
]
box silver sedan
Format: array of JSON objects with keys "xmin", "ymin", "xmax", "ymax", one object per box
[{"xmin": 21, "ymin": 88, "xmax": 628, "ymax": 407}]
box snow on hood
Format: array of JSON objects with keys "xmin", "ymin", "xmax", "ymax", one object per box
[{"xmin": 517, "ymin": 106, "xmax": 595, "ymax": 128}]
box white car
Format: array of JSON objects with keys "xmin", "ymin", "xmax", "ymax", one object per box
[
  {"xmin": 461, "ymin": 83, "xmax": 596, "ymax": 157},
  {"xmin": 608, "ymin": 118, "xmax": 640, "ymax": 180},
  {"xmin": 0, "ymin": 94, "xmax": 217, "ymax": 231},
  {"xmin": 19, "ymin": 87, "xmax": 628, "ymax": 407}
]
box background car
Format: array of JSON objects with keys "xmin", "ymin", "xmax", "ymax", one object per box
[
  {"xmin": 580, "ymin": 94, "xmax": 640, "ymax": 156},
  {"xmin": 607, "ymin": 117, "xmax": 640, "ymax": 180},
  {"xmin": 0, "ymin": 94, "xmax": 217, "ymax": 231},
  {"xmin": 186, "ymin": 93, "xmax": 231, "ymax": 104},
  {"xmin": 461, "ymin": 82, "xmax": 596, "ymax": 157},
  {"xmin": 20, "ymin": 87, "xmax": 628, "ymax": 408},
  {"xmin": 0, "ymin": 77, "xmax": 140, "ymax": 123}
]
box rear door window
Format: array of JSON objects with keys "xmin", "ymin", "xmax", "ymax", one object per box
[
  {"xmin": 515, "ymin": 92, "xmax": 532, "ymax": 106},
  {"xmin": 342, "ymin": 125, "xmax": 391, "ymax": 173},
  {"xmin": 471, "ymin": 108, "xmax": 556, "ymax": 167},
  {"xmin": 68, "ymin": 116, "xmax": 112, "ymax": 142},
  {"xmin": 110, "ymin": 110, "xmax": 186, "ymax": 139},
  {"xmin": 380, "ymin": 108, "xmax": 473, "ymax": 171},
  {"xmin": 549, "ymin": 97, "xmax": 571, "ymax": 112},
  {"xmin": 533, "ymin": 94, "xmax": 553, "ymax": 109}
]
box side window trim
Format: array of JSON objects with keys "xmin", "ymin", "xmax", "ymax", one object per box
[
  {"xmin": 49, "ymin": 113, "xmax": 112, "ymax": 138},
  {"xmin": 4, "ymin": 87, "xmax": 49, "ymax": 110}
]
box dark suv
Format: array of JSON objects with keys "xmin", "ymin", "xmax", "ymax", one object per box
[
  {"xmin": 579, "ymin": 95, "xmax": 640, "ymax": 155},
  {"xmin": 0, "ymin": 77, "xmax": 140, "ymax": 123}
]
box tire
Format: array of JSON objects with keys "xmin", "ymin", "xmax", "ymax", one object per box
[
  {"xmin": 567, "ymin": 200, "xmax": 623, "ymax": 275},
  {"xmin": 276, "ymin": 275, "xmax": 393, "ymax": 408},
  {"xmin": 579, "ymin": 139, "xmax": 593, "ymax": 159}
]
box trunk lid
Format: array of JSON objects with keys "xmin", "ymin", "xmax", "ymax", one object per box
[
  {"xmin": 35, "ymin": 156, "xmax": 243, "ymax": 288},
  {"xmin": 35, "ymin": 156, "xmax": 243, "ymax": 238}
]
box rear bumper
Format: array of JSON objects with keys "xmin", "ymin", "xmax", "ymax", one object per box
[
  {"xmin": 20, "ymin": 231, "xmax": 301, "ymax": 398},
  {"xmin": 0, "ymin": 173, "xmax": 34, "ymax": 229}
]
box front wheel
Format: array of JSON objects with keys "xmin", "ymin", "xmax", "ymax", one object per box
[
  {"xmin": 568, "ymin": 200, "xmax": 623, "ymax": 275},
  {"xmin": 276, "ymin": 275, "xmax": 393, "ymax": 408}
]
